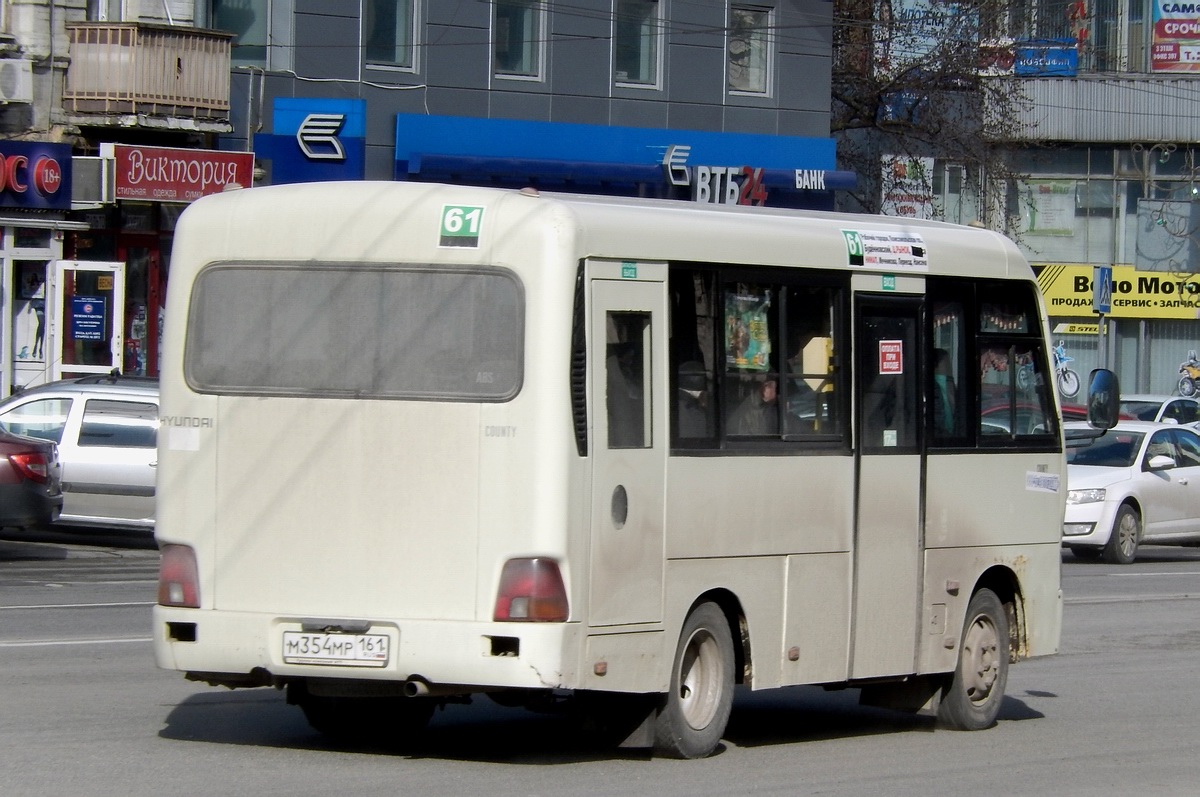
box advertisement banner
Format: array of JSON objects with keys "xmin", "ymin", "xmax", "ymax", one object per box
[
  {"xmin": 1036, "ymin": 263, "xmax": 1200, "ymax": 319},
  {"xmin": 1151, "ymin": 1, "xmax": 1200, "ymax": 72},
  {"xmin": 725, "ymin": 292, "xmax": 772, "ymax": 371},
  {"xmin": 113, "ymin": 144, "xmax": 254, "ymax": 202},
  {"xmin": 880, "ymin": 156, "xmax": 934, "ymax": 219},
  {"xmin": 256, "ymin": 98, "xmax": 367, "ymax": 184},
  {"xmin": 0, "ymin": 141, "xmax": 71, "ymax": 211},
  {"xmin": 1020, "ymin": 180, "xmax": 1076, "ymax": 236}
]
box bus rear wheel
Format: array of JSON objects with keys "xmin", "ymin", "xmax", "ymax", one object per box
[
  {"xmin": 937, "ymin": 588, "xmax": 1009, "ymax": 731},
  {"xmin": 653, "ymin": 602, "xmax": 735, "ymax": 759},
  {"xmin": 290, "ymin": 685, "xmax": 434, "ymax": 749}
]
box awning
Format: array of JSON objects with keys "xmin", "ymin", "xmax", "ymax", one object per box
[{"xmin": 404, "ymin": 153, "xmax": 857, "ymax": 194}]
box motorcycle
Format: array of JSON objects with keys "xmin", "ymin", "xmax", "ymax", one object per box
[
  {"xmin": 1019, "ymin": 343, "xmax": 1080, "ymax": 398},
  {"xmin": 1054, "ymin": 343, "xmax": 1080, "ymax": 399},
  {"xmin": 1179, "ymin": 351, "xmax": 1200, "ymax": 397}
]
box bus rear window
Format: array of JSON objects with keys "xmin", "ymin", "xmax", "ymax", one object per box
[{"xmin": 185, "ymin": 264, "xmax": 523, "ymax": 401}]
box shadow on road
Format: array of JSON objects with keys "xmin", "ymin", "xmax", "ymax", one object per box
[
  {"xmin": 157, "ymin": 683, "xmax": 1044, "ymax": 763},
  {"xmin": 0, "ymin": 524, "xmax": 156, "ymax": 561}
]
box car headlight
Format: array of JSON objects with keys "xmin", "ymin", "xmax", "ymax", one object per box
[
  {"xmin": 1067, "ymin": 488, "xmax": 1107, "ymax": 504},
  {"xmin": 1063, "ymin": 523, "xmax": 1095, "ymax": 536}
]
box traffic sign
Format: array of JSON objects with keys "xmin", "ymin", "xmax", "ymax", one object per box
[{"xmin": 1093, "ymin": 265, "xmax": 1112, "ymax": 314}]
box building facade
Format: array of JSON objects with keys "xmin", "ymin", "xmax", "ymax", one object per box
[
  {"xmin": 207, "ymin": 1, "xmax": 847, "ymax": 205},
  {"xmin": 0, "ymin": 0, "xmax": 236, "ymax": 394},
  {"xmin": 857, "ymin": 0, "xmax": 1200, "ymax": 400}
]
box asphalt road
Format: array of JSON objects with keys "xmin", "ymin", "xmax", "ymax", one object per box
[{"xmin": 3, "ymin": 530, "xmax": 1200, "ymax": 796}]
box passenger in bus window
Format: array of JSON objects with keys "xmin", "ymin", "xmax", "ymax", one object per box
[
  {"xmin": 676, "ymin": 361, "xmax": 713, "ymax": 438},
  {"xmin": 933, "ymin": 348, "xmax": 958, "ymax": 435},
  {"xmin": 729, "ymin": 375, "xmax": 779, "ymax": 435}
]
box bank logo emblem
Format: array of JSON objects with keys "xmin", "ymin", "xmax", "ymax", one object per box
[{"xmin": 296, "ymin": 113, "xmax": 347, "ymax": 161}]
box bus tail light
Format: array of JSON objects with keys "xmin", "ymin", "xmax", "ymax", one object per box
[
  {"xmin": 493, "ymin": 558, "xmax": 568, "ymax": 622},
  {"xmin": 158, "ymin": 544, "xmax": 200, "ymax": 608}
]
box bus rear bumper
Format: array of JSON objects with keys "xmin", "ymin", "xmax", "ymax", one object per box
[{"xmin": 152, "ymin": 606, "xmax": 584, "ymax": 693}]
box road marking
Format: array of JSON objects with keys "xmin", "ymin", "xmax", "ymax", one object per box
[
  {"xmin": 1105, "ymin": 571, "xmax": 1200, "ymax": 577},
  {"xmin": 0, "ymin": 601, "xmax": 155, "ymax": 610},
  {"xmin": 1066, "ymin": 594, "xmax": 1197, "ymax": 604},
  {"xmin": 0, "ymin": 636, "xmax": 152, "ymax": 648}
]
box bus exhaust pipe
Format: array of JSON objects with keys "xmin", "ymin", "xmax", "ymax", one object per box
[{"xmin": 403, "ymin": 678, "xmax": 469, "ymax": 698}]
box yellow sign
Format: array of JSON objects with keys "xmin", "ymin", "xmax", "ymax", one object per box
[
  {"xmin": 1052, "ymin": 322, "xmax": 1099, "ymax": 335},
  {"xmin": 98, "ymin": 275, "xmax": 113, "ymax": 291},
  {"xmin": 1035, "ymin": 263, "xmax": 1200, "ymax": 319}
]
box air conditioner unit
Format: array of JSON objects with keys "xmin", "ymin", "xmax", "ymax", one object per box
[{"xmin": 0, "ymin": 58, "xmax": 33, "ymax": 104}]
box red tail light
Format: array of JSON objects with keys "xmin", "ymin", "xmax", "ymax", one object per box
[
  {"xmin": 158, "ymin": 544, "xmax": 200, "ymax": 608},
  {"xmin": 9, "ymin": 452, "xmax": 51, "ymax": 484},
  {"xmin": 494, "ymin": 558, "xmax": 569, "ymax": 622}
]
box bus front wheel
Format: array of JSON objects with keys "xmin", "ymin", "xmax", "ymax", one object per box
[
  {"xmin": 937, "ymin": 588, "xmax": 1009, "ymax": 731},
  {"xmin": 653, "ymin": 602, "xmax": 735, "ymax": 759}
]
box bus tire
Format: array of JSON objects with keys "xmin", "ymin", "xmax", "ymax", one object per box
[
  {"xmin": 294, "ymin": 689, "xmax": 434, "ymax": 748},
  {"xmin": 1103, "ymin": 504, "xmax": 1140, "ymax": 564},
  {"xmin": 653, "ymin": 602, "xmax": 735, "ymax": 759},
  {"xmin": 937, "ymin": 588, "xmax": 1009, "ymax": 731}
]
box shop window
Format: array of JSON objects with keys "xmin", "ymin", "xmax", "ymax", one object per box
[
  {"xmin": 494, "ymin": 0, "xmax": 545, "ymax": 79},
  {"xmin": 1076, "ymin": 181, "xmax": 1117, "ymax": 217},
  {"xmin": 728, "ymin": 4, "xmax": 772, "ymax": 95},
  {"xmin": 614, "ymin": 0, "xmax": 661, "ymax": 87},
  {"xmin": 13, "ymin": 228, "xmax": 51, "ymax": 250},
  {"xmin": 364, "ymin": 0, "xmax": 416, "ymax": 70}
]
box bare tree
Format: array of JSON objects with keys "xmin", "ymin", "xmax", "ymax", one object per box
[{"xmin": 832, "ymin": 0, "xmax": 1042, "ymax": 221}]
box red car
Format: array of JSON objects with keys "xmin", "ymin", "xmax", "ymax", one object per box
[{"xmin": 0, "ymin": 428, "xmax": 63, "ymax": 529}]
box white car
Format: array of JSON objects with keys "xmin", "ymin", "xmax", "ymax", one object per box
[
  {"xmin": 1063, "ymin": 420, "xmax": 1200, "ymax": 563},
  {"xmin": 0, "ymin": 375, "xmax": 158, "ymax": 530},
  {"xmin": 1118, "ymin": 394, "xmax": 1200, "ymax": 424}
]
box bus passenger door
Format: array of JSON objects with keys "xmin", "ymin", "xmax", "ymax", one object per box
[
  {"xmin": 852, "ymin": 293, "xmax": 923, "ymax": 678},
  {"xmin": 588, "ymin": 275, "xmax": 667, "ymax": 626}
]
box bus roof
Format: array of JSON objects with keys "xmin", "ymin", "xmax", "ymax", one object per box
[{"xmin": 172, "ymin": 181, "xmax": 1029, "ymax": 281}]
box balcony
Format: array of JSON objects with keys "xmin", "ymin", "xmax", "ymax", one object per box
[{"xmin": 63, "ymin": 23, "xmax": 232, "ymax": 129}]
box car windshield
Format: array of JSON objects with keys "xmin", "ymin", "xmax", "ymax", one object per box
[
  {"xmin": 1119, "ymin": 400, "xmax": 1163, "ymax": 421},
  {"xmin": 1066, "ymin": 432, "xmax": 1145, "ymax": 467}
]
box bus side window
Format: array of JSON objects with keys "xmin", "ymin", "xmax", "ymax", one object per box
[
  {"xmin": 607, "ymin": 312, "xmax": 651, "ymax": 449},
  {"xmin": 930, "ymin": 299, "xmax": 967, "ymax": 443}
]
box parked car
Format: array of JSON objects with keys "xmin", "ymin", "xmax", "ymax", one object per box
[
  {"xmin": 979, "ymin": 402, "xmax": 1091, "ymax": 436},
  {"xmin": 0, "ymin": 428, "xmax": 63, "ymax": 529},
  {"xmin": 1063, "ymin": 420, "xmax": 1200, "ymax": 563},
  {"xmin": 0, "ymin": 375, "xmax": 158, "ymax": 530},
  {"xmin": 1118, "ymin": 394, "xmax": 1200, "ymax": 424}
]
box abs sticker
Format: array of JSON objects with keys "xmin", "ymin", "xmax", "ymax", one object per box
[{"xmin": 440, "ymin": 205, "xmax": 484, "ymax": 248}]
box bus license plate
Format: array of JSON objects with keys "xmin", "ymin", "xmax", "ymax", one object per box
[{"xmin": 282, "ymin": 631, "xmax": 390, "ymax": 667}]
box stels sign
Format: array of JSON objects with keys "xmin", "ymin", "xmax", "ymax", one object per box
[
  {"xmin": 113, "ymin": 144, "xmax": 254, "ymax": 203},
  {"xmin": 0, "ymin": 141, "xmax": 71, "ymax": 211}
]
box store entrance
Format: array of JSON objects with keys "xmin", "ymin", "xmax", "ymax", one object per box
[{"xmin": 47, "ymin": 260, "xmax": 126, "ymax": 381}]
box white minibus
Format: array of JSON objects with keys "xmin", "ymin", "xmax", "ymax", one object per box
[{"xmin": 153, "ymin": 181, "xmax": 1107, "ymax": 758}]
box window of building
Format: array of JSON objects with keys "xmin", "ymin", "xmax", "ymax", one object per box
[
  {"xmin": 86, "ymin": 0, "xmax": 123, "ymax": 21},
  {"xmin": 614, "ymin": 0, "xmax": 661, "ymax": 87},
  {"xmin": 728, "ymin": 4, "xmax": 772, "ymax": 95},
  {"xmin": 494, "ymin": 0, "xmax": 545, "ymax": 79},
  {"xmin": 211, "ymin": 0, "xmax": 270, "ymax": 67},
  {"xmin": 364, "ymin": 0, "xmax": 416, "ymax": 70}
]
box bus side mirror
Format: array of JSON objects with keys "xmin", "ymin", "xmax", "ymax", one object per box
[{"xmin": 1086, "ymin": 369, "xmax": 1119, "ymax": 430}]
